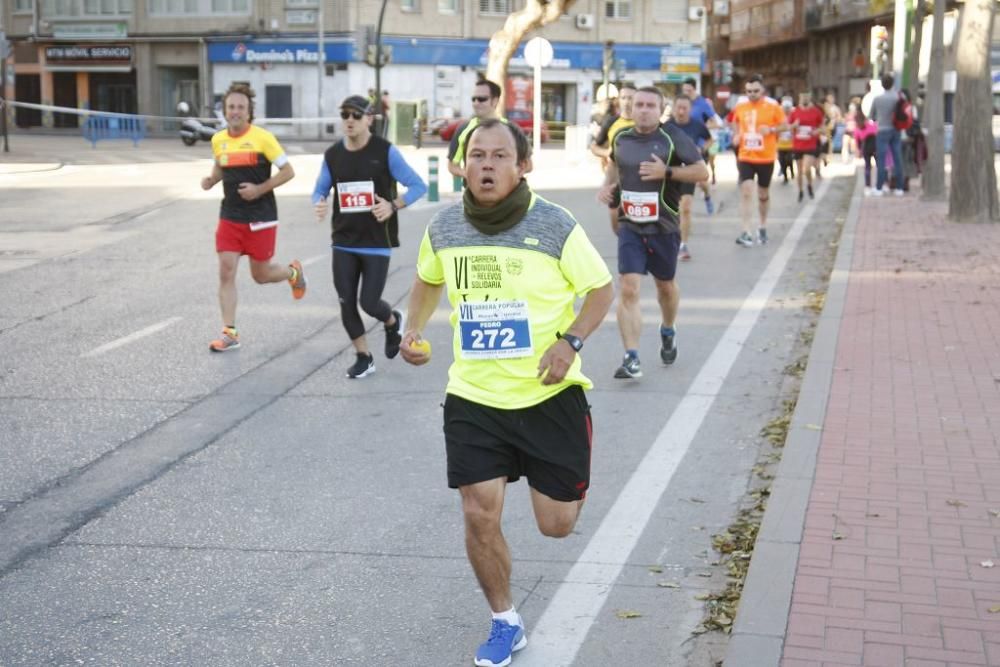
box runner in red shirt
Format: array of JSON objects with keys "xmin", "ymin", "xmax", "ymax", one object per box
[{"xmin": 788, "ymin": 92, "xmax": 826, "ymax": 202}]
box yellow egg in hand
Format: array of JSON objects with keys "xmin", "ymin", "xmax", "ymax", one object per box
[{"xmin": 410, "ymin": 339, "xmax": 432, "ymax": 356}]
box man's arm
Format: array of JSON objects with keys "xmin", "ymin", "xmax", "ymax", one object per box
[
  {"xmin": 399, "ymin": 277, "xmax": 445, "ymax": 366},
  {"xmin": 238, "ymin": 160, "xmax": 294, "ymax": 201},
  {"xmin": 537, "ymin": 281, "xmax": 614, "ymax": 385},
  {"xmin": 387, "ymin": 145, "xmax": 428, "ymax": 209},
  {"xmin": 201, "ymin": 162, "xmax": 223, "ymax": 190},
  {"xmin": 446, "ymin": 129, "xmax": 465, "ymax": 178}
]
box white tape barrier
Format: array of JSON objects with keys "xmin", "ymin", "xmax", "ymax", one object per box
[{"xmin": 0, "ymin": 99, "xmax": 354, "ymax": 126}]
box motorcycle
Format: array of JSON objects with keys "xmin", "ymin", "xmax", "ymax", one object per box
[{"xmin": 176, "ymin": 101, "xmax": 225, "ymax": 146}]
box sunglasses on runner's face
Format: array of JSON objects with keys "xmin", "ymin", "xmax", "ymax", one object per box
[
  {"xmin": 471, "ymin": 96, "xmax": 490, "ymax": 103},
  {"xmin": 340, "ymin": 110, "xmax": 365, "ymax": 120}
]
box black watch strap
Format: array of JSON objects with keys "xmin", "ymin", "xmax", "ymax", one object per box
[{"xmin": 557, "ymin": 332, "xmax": 583, "ymax": 352}]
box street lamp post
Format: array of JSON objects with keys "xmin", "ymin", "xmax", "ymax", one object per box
[
  {"xmin": 374, "ymin": 0, "xmax": 388, "ymax": 137},
  {"xmin": 317, "ymin": 0, "xmax": 324, "ymax": 140}
]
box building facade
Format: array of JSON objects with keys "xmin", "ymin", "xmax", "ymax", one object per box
[{"xmin": 1, "ymin": 0, "xmax": 714, "ymax": 138}]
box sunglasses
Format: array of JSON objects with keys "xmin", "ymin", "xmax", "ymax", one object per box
[
  {"xmin": 471, "ymin": 96, "xmax": 491, "ymax": 103},
  {"xmin": 340, "ymin": 110, "xmax": 365, "ymax": 120}
]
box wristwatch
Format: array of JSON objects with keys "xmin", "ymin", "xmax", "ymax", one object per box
[
  {"xmin": 666, "ymin": 167, "xmax": 674, "ymax": 179},
  {"xmin": 390, "ymin": 200, "xmax": 399, "ymax": 212},
  {"xmin": 557, "ymin": 332, "xmax": 584, "ymax": 352}
]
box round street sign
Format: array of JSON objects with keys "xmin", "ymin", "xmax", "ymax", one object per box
[{"xmin": 524, "ymin": 37, "xmax": 554, "ymax": 68}]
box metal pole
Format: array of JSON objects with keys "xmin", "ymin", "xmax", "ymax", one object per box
[
  {"xmin": 375, "ymin": 0, "xmax": 388, "ymax": 138},
  {"xmin": 1, "ymin": 38, "xmax": 9, "ymax": 153},
  {"xmin": 317, "ymin": 0, "xmax": 324, "ymax": 140},
  {"xmin": 1, "ymin": 62, "xmax": 9, "ymax": 153},
  {"xmin": 532, "ymin": 60, "xmax": 541, "ymax": 157}
]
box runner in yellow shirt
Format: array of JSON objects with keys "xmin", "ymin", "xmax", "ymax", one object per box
[{"xmin": 400, "ymin": 118, "xmax": 613, "ymax": 667}]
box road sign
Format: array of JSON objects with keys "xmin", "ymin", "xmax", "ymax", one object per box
[
  {"xmin": 524, "ymin": 37, "xmax": 553, "ymax": 68},
  {"xmin": 660, "ymin": 45, "xmax": 703, "ymax": 83}
]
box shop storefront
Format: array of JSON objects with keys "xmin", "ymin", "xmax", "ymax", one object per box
[
  {"xmin": 8, "ymin": 42, "xmax": 135, "ymax": 128},
  {"xmin": 207, "ymin": 39, "xmax": 354, "ymax": 139}
]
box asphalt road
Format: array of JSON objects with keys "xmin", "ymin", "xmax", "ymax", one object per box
[{"xmin": 0, "ymin": 143, "xmax": 855, "ymax": 666}]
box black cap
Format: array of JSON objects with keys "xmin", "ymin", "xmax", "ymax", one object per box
[{"xmin": 340, "ymin": 95, "xmax": 371, "ymax": 114}]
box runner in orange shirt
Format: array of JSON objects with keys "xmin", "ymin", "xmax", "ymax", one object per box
[{"xmin": 729, "ymin": 74, "xmax": 787, "ymax": 247}]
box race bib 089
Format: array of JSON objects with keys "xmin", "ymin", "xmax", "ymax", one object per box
[
  {"xmin": 621, "ymin": 190, "xmax": 659, "ymax": 223},
  {"xmin": 458, "ymin": 300, "xmax": 533, "ymax": 360},
  {"xmin": 337, "ymin": 180, "xmax": 375, "ymax": 213}
]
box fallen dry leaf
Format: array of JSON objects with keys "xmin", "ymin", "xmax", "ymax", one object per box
[
  {"xmin": 832, "ymin": 532, "xmax": 845, "ymax": 541},
  {"xmin": 616, "ymin": 610, "xmax": 642, "ymax": 619},
  {"xmin": 648, "ymin": 565, "xmax": 663, "ymax": 574},
  {"xmin": 804, "ymin": 423, "xmax": 822, "ymax": 431},
  {"xmin": 658, "ymin": 581, "xmax": 681, "ymax": 589},
  {"xmin": 989, "ymin": 509, "xmax": 1000, "ymax": 518},
  {"xmin": 946, "ymin": 499, "xmax": 967, "ymax": 508},
  {"xmin": 981, "ymin": 560, "xmax": 995, "ymax": 568},
  {"xmin": 989, "ymin": 605, "xmax": 1000, "ymax": 614}
]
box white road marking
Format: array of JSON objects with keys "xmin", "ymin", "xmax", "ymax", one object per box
[
  {"xmin": 521, "ymin": 178, "xmax": 833, "ymax": 666},
  {"xmin": 81, "ymin": 317, "xmax": 183, "ymax": 358}
]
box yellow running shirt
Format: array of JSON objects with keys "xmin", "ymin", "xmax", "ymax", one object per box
[{"xmin": 416, "ymin": 193, "xmax": 612, "ymax": 409}]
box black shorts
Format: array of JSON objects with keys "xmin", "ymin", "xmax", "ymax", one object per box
[
  {"xmin": 443, "ymin": 386, "xmax": 593, "ymax": 501},
  {"xmin": 737, "ymin": 161, "xmax": 775, "ymax": 188},
  {"xmin": 793, "ymin": 148, "xmax": 820, "ymax": 160},
  {"xmin": 617, "ymin": 225, "xmax": 680, "ymax": 281},
  {"xmin": 678, "ymin": 182, "xmax": 697, "ymax": 197}
]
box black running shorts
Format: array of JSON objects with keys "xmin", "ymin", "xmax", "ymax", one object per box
[
  {"xmin": 737, "ymin": 160, "xmax": 775, "ymax": 188},
  {"xmin": 443, "ymin": 386, "xmax": 593, "ymax": 502}
]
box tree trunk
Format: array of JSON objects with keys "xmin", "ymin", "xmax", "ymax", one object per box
[
  {"xmin": 484, "ymin": 0, "xmax": 577, "ymax": 111},
  {"xmin": 907, "ymin": 0, "xmax": 925, "ymax": 94},
  {"xmin": 948, "ymin": 0, "xmax": 999, "ymax": 222},
  {"xmin": 921, "ymin": 0, "xmax": 946, "ymax": 199}
]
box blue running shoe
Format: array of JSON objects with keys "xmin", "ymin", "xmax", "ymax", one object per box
[
  {"xmin": 475, "ymin": 619, "xmax": 527, "ymax": 667},
  {"xmin": 705, "ymin": 196, "xmax": 714, "ymax": 215}
]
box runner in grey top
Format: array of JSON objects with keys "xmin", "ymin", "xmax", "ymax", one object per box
[
  {"xmin": 610, "ymin": 119, "xmax": 703, "ymax": 236},
  {"xmin": 598, "ymin": 86, "xmax": 709, "ymax": 381}
]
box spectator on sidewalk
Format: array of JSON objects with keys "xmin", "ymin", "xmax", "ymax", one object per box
[
  {"xmin": 853, "ymin": 109, "xmax": 878, "ymax": 196},
  {"xmin": 870, "ymin": 73, "xmax": 905, "ymax": 196}
]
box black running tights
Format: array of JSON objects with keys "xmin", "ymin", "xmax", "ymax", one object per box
[{"xmin": 332, "ymin": 249, "xmax": 392, "ymax": 341}]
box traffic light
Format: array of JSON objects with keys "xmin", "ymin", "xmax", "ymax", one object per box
[
  {"xmin": 870, "ymin": 25, "xmax": 889, "ymax": 78},
  {"xmin": 366, "ymin": 43, "xmax": 392, "ymax": 67}
]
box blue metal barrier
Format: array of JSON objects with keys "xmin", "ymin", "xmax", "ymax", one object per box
[{"xmin": 81, "ymin": 114, "xmax": 146, "ymax": 147}]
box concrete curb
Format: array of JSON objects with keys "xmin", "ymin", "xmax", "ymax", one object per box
[{"xmin": 723, "ymin": 169, "xmax": 864, "ymax": 666}]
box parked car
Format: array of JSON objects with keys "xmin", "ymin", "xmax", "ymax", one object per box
[{"xmin": 439, "ymin": 111, "xmax": 550, "ymax": 143}]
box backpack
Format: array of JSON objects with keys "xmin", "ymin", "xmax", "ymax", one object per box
[{"xmin": 893, "ymin": 94, "xmax": 913, "ymax": 131}]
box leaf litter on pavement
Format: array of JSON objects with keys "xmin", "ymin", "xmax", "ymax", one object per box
[{"xmin": 693, "ymin": 283, "xmax": 827, "ymax": 636}]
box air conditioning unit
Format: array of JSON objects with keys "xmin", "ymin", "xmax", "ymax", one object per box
[
  {"xmin": 688, "ymin": 6, "xmax": 706, "ymax": 21},
  {"xmin": 575, "ymin": 13, "xmax": 595, "ymax": 29}
]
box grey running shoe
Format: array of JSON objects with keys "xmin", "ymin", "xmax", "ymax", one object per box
[
  {"xmin": 757, "ymin": 227, "xmax": 768, "ymax": 245},
  {"xmin": 384, "ymin": 309, "xmax": 403, "ymax": 359},
  {"xmin": 660, "ymin": 332, "xmax": 678, "ymax": 365},
  {"xmin": 736, "ymin": 232, "xmax": 755, "ymax": 248},
  {"xmin": 614, "ymin": 355, "xmax": 643, "ymax": 379},
  {"xmin": 346, "ymin": 353, "xmax": 375, "ymax": 379}
]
